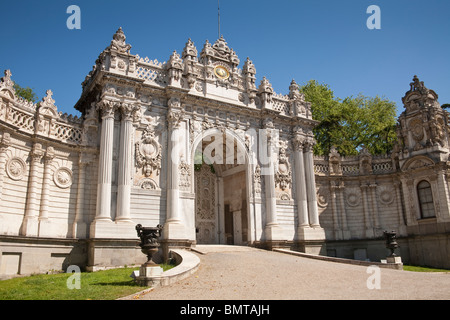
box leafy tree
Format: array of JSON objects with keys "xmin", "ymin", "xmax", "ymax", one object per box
[
  {"xmin": 13, "ymin": 82, "xmax": 38, "ymax": 103},
  {"xmin": 299, "ymin": 80, "xmax": 397, "ymax": 156}
]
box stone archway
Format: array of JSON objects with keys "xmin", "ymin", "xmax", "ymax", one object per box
[{"xmin": 192, "ymin": 129, "xmax": 250, "ymax": 245}]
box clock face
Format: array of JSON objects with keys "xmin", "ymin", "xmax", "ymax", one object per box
[{"xmin": 214, "ymin": 66, "xmax": 230, "ymax": 80}]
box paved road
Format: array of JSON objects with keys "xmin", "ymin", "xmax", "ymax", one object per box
[{"xmin": 128, "ymin": 245, "xmax": 450, "ymax": 300}]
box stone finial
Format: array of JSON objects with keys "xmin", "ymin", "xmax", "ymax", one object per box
[
  {"xmin": 182, "ymin": 38, "xmax": 198, "ymax": 60},
  {"xmin": 289, "ymin": 79, "xmax": 303, "ymax": 100},
  {"xmin": 0, "ymin": 69, "xmax": 15, "ymax": 92},
  {"xmin": 110, "ymin": 27, "xmax": 132, "ymax": 53},
  {"xmin": 409, "ymin": 75, "xmax": 427, "ymax": 93},
  {"xmin": 243, "ymin": 57, "xmax": 256, "ymax": 75},
  {"xmin": 258, "ymin": 77, "xmax": 273, "ymax": 93},
  {"xmin": 37, "ymin": 89, "xmax": 58, "ymax": 117},
  {"xmin": 167, "ymin": 51, "xmax": 183, "ymax": 69}
]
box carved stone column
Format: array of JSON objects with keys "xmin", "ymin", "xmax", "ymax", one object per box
[
  {"xmin": 329, "ymin": 182, "xmax": 341, "ymax": 240},
  {"xmin": 115, "ymin": 103, "xmax": 137, "ymax": 223},
  {"xmin": 369, "ymin": 182, "xmax": 380, "ymax": 229},
  {"xmin": 304, "ymin": 140, "xmax": 320, "ymax": 227},
  {"xmin": 393, "ymin": 180, "xmax": 407, "ymax": 236},
  {"xmin": 38, "ymin": 146, "xmax": 55, "ymax": 237},
  {"xmin": 163, "ymin": 99, "xmax": 186, "ymax": 240},
  {"xmin": 293, "ymin": 134, "xmax": 309, "ymax": 228},
  {"xmin": 91, "ymin": 100, "xmax": 116, "ymax": 237},
  {"xmin": 72, "ymin": 157, "xmax": 87, "ymax": 238},
  {"xmin": 435, "ymin": 168, "xmax": 450, "ymax": 221},
  {"xmin": 360, "ymin": 183, "xmax": 374, "ymax": 238},
  {"xmin": 0, "ymin": 132, "xmax": 11, "ymax": 200},
  {"xmin": 263, "ymin": 128, "xmax": 282, "ymax": 242},
  {"xmin": 336, "ymin": 181, "xmax": 349, "ymax": 238},
  {"xmin": 21, "ymin": 143, "xmax": 44, "ymax": 236}
]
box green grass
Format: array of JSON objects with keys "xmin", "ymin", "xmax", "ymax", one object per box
[
  {"xmin": 403, "ymin": 265, "xmax": 450, "ymax": 273},
  {"xmin": 0, "ymin": 264, "xmax": 174, "ymax": 300}
]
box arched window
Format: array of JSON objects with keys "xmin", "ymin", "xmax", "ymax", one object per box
[{"xmin": 417, "ymin": 180, "xmax": 436, "ymax": 219}]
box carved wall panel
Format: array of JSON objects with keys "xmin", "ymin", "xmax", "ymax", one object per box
[
  {"xmin": 135, "ymin": 125, "xmax": 162, "ymax": 188},
  {"xmin": 195, "ymin": 164, "xmax": 217, "ymax": 244}
]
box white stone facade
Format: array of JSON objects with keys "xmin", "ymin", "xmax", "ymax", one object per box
[{"xmin": 1, "ymin": 29, "xmax": 449, "ymax": 276}]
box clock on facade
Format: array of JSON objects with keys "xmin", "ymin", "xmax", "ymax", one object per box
[{"xmin": 214, "ymin": 65, "xmax": 230, "ymax": 80}]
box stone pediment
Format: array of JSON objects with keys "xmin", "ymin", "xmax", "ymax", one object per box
[
  {"xmin": 401, "ymin": 155, "xmax": 435, "ymax": 171},
  {"xmin": 401, "ymin": 75, "xmax": 440, "ymax": 113},
  {"xmin": 200, "ymin": 36, "xmax": 240, "ymax": 68}
]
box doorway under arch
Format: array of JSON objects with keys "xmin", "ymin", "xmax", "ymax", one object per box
[{"xmin": 192, "ymin": 129, "xmax": 251, "ymax": 245}]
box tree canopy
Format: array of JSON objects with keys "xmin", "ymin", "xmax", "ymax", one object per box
[
  {"xmin": 299, "ymin": 80, "xmax": 397, "ymax": 156},
  {"xmin": 13, "ymin": 82, "xmax": 39, "ymax": 103}
]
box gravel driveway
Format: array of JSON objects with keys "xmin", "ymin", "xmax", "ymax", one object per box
[{"xmin": 128, "ymin": 245, "xmax": 450, "ymax": 300}]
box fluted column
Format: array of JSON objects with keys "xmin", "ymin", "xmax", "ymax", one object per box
[
  {"xmin": 304, "ymin": 140, "xmax": 320, "ymax": 227},
  {"xmin": 369, "ymin": 182, "xmax": 380, "ymax": 228},
  {"xmin": 38, "ymin": 147, "xmax": 54, "ymax": 221},
  {"xmin": 337, "ymin": 181, "xmax": 349, "ymax": 232},
  {"xmin": 293, "ymin": 134, "xmax": 309, "ymax": 227},
  {"xmin": 264, "ymin": 161, "xmax": 278, "ymax": 226},
  {"xmin": 360, "ymin": 183, "xmax": 374, "ymax": 238},
  {"xmin": 94, "ymin": 100, "xmax": 116, "ymax": 222},
  {"xmin": 166, "ymin": 108, "xmax": 183, "ymax": 223},
  {"xmin": 261, "ymin": 127, "xmax": 283, "ymax": 244},
  {"xmin": 0, "ymin": 132, "xmax": 11, "ymax": 200},
  {"xmin": 37, "ymin": 147, "xmax": 55, "ymax": 237},
  {"xmin": 72, "ymin": 155, "xmax": 88, "ymax": 238},
  {"xmin": 330, "ymin": 182, "xmax": 340, "ymax": 239},
  {"xmin": 115, "ymin": 103, "xmax": 136, "ymax": 223},
  {"xmin": 21, "ymin": 143, "xmax": 44, "ymax": 236},
  {"xmin": 264, "ymin": 129, "xmax": 278, "ymax": 227},
  {"xmin": 163, "ymin": 100, "xmax": 187, "ymax": 241},
  {"xmin": 393, "ymin": 180, "xmax": 407, "ymax": 236}
]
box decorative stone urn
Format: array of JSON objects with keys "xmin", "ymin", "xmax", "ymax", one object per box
[
  {"xmin": 384, "ymin": 230, "xmax": 402, "ymax": 265},
  {"xmin": 136, "ymin": 224, "xmax": 163, "ymax": 265},
  {"xmin": 135, "ymin": 224, "xmax": 164, "ymax": 286}
]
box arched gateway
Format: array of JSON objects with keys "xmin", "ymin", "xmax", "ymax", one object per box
[
  {"xmin": 191, "ymin": 128, "xmax": 251, "ymax": 245},
  {"xmin": 0, "ymin": 28, "xmax": 327, "ymax": 273},
  {"xmin": 2, "ymin": 28, "xmax": 450, "ymax": 275}
]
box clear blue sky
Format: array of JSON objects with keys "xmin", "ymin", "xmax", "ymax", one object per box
[{"xmin": 1, "ymin": 0, "xmax": 449, "ymax": 117}]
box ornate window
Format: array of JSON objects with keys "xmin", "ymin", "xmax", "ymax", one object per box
[{"xmin": 417, "ymin": 180, "xmax": 436, "ymax": 219}]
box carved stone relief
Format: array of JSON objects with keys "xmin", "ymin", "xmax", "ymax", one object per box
[
  {"xmin": 317, "ymin": 186, "xmax": 329, "ymax": 208},
  {"xmin": 275, "ymin": 140, "xmax": 292, "ymax": 192},
  {"xmin": 179, "ymin": 161, "xmax": 191, "ymax": 191},
  {"xmin": 54, "ymin": 167, "xmax": 73, "ymax": 189},
  {"xmin": 135, "ymin": 125, "xmax": 161, "ymax": 179},
  {"xmin": 195, "ymin": 164, "xmax": 217, "ymax": 244},
  {"xmin": 378, "ymin": 185, "xmax": 395, "ymax": 206},
  {"xmin": 6, "ymin": 157, "xmax": 26, "ymax": 181},
  {"xmin": 345, "ymin": 187, "xmax": 361, "ymax": 207},
  {"xmin": 138, "ymin": 178, "xmax": 158, "ymax": 190}
]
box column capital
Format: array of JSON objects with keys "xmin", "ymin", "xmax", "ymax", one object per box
[
  {"xmin": 292, "ymin": 134, "xmax": 305, "ymax": 152},
  {"xmin": 97, "ymin": 99, "xmax": 118, "ymax": 119},
  {"xmin": 303, "ymin": 137, "xmax": 316, "ymax": 152},
  {"xmin": 44, "ymin": 146, "xmax": 55, "ymax": 164},
  {"xmin": 30, "ymin": 143, "xmax": 44, "ymax": 162},
  {"xmin": 120, "ymin": 102, "xmax": 140, "ymax": 122},
  {"xmin": 0, "ymin": 132, "xmax": 11, "ymax": 150},
  {"xmin": 167, "ymin": 108, "xmax": 185, "ymax": 129}
]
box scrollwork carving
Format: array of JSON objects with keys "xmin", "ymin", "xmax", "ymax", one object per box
[
  {"xmin": 275, "ymin": 140, "xmax": 291, "ymax": 191},
  {"xmin": 135, "ymin": 125, "xmax": 161, "ymax": 178}
]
